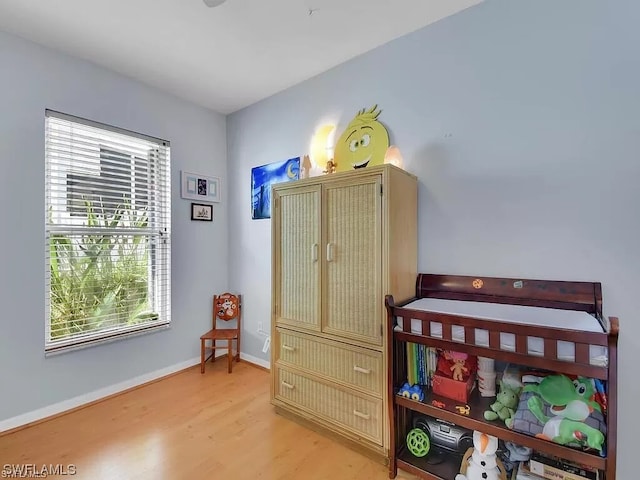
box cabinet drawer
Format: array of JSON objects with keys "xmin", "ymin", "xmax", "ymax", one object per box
[
  {"xmin": 276, "ymin": 328, "xmax": 383, "ymax": 396},
  {"xmin": 275, "ymin": 366, "xmax": 383, "ymax": 444}
]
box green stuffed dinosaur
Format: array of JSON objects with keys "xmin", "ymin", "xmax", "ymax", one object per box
[
  {"xmin": 484, "ymin": 380, "xmax": 521, "ymax": 428},
  {"xmin": 524, "ymin": 374, "xmax": 605, "ymax": 451}
]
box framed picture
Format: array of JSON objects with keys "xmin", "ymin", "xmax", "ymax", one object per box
[
  {"xmin": 191, "ymin": 203, "xmax": 213, "ymax": 221},
  {"xmin": 251, "ymin": 157, "xmax": 300, "ymax": 219},
  {"xmin": 181, "ymin": 171, "xmax": 221, "ymax": 203}
]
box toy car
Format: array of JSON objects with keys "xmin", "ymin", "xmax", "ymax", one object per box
[{"xmin": 398, "ymin": 382, "xmax": 425, "ymax": 402}]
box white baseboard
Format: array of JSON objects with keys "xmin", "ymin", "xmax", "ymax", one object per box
[
  {"xmin": 1, "ymin": 350, "xmax": 270, "ymax": 433},
  {"xmin": 0, "ymin": 356, "xmax": 201, "ymax": 433},
  {"xmin": 240, "ymin": 352, "xmax": 270, "ymax": 370}
]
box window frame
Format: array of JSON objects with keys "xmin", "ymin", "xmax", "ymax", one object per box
[{"xmin": 44, "ymin": 110, "xmax": 171, "ymax": 354}]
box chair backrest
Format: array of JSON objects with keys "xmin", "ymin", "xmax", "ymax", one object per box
[{"xmin": 213, "ymin": 293, "xmax": 241, "ymax": 329}]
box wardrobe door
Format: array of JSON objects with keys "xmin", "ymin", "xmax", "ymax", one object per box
[
  {"xmin": 273, "ymin": 185, "xmax": 321, "ymax": 331},
  {"xmin": 322, "ymin": 176, "xmax": 382, "ymax": 345}
]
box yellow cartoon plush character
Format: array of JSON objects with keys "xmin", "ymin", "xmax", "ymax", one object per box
[{"xmin": 334, "ymin": 105, "xmax": 389, "ymax": 172}]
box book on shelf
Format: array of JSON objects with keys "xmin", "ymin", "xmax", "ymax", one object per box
[
  {"xmin": 416, "ymin": 343, "xmax": 427, "ymax": 385},
  {"xmin": 514, "ymin": 461, "xmax": 544, "ymax": 480},
  {"xmin": 529, "ymin": 454, "xmax": 599, "ymax": 480},
  {"xmin": 405, "ymin": 343, "xmax": 436, "ymax": 388},
  {"xmin": 530, "ymin": 452, "xmax": 599, "ymax": 480}
]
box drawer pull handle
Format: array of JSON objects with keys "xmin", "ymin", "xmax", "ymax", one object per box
[
  {"xmin": 282, "ymin": 344, "xmax": 295, "ymax": 352},
  {"xmin": 353, "ymin": 410, "xmax": 370, "ymax": 420},
  {"xmin": 326, "ymin": 243, "xmax": 334, "ymax": 262},
  {"xmin": 281, "ymin": 381, "xmax": 295, "ymax": 390},
  {"xmin": 353, "ymin": 365, "xmax": 371, "ymax": 375},
  {"xmin": 311, "ymin": 243, "xmax": 318, "ymax": 262}
]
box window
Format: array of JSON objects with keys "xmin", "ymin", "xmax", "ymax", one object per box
[
  {"xmin": 45, "ymin": 110, "xmax": 171, "ymax": 353},
  {"xmin": 66, "ymin": 147, "xmax": 149, "ymax": 217}
]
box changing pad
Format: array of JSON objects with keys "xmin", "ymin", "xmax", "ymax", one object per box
[{"xmin": 395, "ymin": 298, "xmax": 608, "ymax": 366}]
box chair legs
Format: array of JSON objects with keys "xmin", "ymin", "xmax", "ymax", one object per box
[
  {"xmin": 200, "ymin": 338, "xmax": 205, "ymax": 374},
  {"xmin": 201, "ymin": 338, "xmax": 217, "ymax": 374},
  {"xmin": 201, "ymin": 338, "xmax": 238, "ymax": 374}
]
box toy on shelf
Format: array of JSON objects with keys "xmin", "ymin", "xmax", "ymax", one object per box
[
  {"xmin": 455, "ymin": 431, "xmax": 508, "ymax": 480},
  {"xmin": 300, "ymin": 154, "xmax": 312, "ymax": 179},
  {"xmin": 432, "ymin": 374, "xmax": 475, "ymax": 403},
  {"xmin": 449, "ymin": 352, "xmax": 469, "ymax": 381},
  {"xmin": 431, "ymin": 400, "xmax": 446, "ymax": 409},
  {"xmin": 433, "ymin": 350, "xmax": 478, "ymax": 403},
  {"xmin": 593, "ymin": 378, "xmax": 608, "ymax": 415},
  {"xmin": 484, "ymin": 380, "xmax": 521, "ymax": 428},
  {"xmin": 438, "ymin": 351, "xmax": 477, "ymax": 381},
  {"xmin": 333, "ymin": 104, "xmax": 389, "ymax": 172},
  {"xmin": 406, "ymin": 428, "xmax": 431, "ymax": 458},
  {"xmin": 322, "ymin": 159, "xmax": 337, "ymax": 174},
  {"xmin": 398, "ymin": 382, "xmax": 424, "ymax": 402},
  {"xmin": 499, "ymin": 442, "xmax": 532, "ymax": 476},
  {"xmin": 477, "ymin": 356, "xmax": 496, "ymax": 397},
  {"xmin": 502, "ymin": 364, "xmax": 525, "ymax": 389},
  {"xmin": 523, "ymin": 374, "xmax": 605, "ymax": 451},
  {"xmin": 456, "ymin": 405, "xmax": 470, "ymax": 416}
]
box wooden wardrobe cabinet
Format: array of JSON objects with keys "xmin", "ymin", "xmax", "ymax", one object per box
[{"xmin": 270, "ymin": 164, "xmax": 417, "ymax": 461}]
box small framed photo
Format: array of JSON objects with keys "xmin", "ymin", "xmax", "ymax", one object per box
[
  {"xmin": 191, "ymin": 203, "xmax": 213, "ymax": 221},
  {"xmin": 181, "ymin": 171, "xmax": 221, "ymax": 203}
]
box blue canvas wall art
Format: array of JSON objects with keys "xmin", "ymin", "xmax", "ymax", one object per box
[{"xmin": 251, "ymin": 157, "xmax": 300, "ymax": 219}]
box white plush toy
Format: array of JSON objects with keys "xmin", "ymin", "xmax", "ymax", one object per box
[{"xmin": 455, "ymin": 430, "xmax": 507, "ymax": 480}]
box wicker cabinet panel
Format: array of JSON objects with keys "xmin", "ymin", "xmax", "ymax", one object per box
[
  {"xmin": 275, "ymin": 366, "xmax": 383, "ymax": 444},
  {"xmin": 323, "ymin": 179, "xmax": 382, "ymax": 345},
  {"xmin": 276, "ymin": 328, "xmax": 383, "ymax": 396},
  {"xmin": 273, "ymin": 186, "xmax": 321, "ymax": 331}
]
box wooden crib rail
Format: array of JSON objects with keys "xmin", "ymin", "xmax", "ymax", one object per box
[
  {"xmin": 387, "ymin": 298, "xmax": 611, "ymax": 380},
  {"xmin": 416, "ymin": 274, "xmax": 603, "ymax": 318}
]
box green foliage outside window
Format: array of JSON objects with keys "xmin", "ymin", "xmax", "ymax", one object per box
[{"xmin": 48, "ymin": 201, "xmax": 159, "ymax": 340}]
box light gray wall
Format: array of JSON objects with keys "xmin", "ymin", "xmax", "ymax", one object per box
[
  {"xmin": 0, "ymin": 31, "xmax": 228, "ymax": 421},
  {"xmin": 227, "ymin": 0, "xmax": 639, "ymax": 475}
]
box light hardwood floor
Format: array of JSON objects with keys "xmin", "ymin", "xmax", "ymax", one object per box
[{"xmin": 0, "ymin": 360, "xmax": 416, "ymax": 480}]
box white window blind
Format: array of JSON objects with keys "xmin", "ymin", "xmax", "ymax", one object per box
[{"xmin": 45, "ymin": 110, "xmax": 171, "ymax": 353}]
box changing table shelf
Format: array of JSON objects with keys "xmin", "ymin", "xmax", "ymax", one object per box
[{"xmin": 386, "ymin": 273, "xmax": 619, "ymax": 480}]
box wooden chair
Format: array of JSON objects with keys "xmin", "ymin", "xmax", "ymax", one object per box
[{"xmin": 200, "ymin": 293, "xmax": 241, "ymax": 374}]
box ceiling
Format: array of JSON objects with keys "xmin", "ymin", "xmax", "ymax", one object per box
[{"xmin": 0, "ymin": 0, "xmax": 482, "ymax": 114}]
